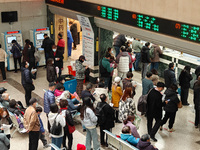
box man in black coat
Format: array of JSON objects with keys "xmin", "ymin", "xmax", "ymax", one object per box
[
  {"xmin": 113, "ymin": 34, "xmax": 127, "ymax": 57},
  {"xmin": 164, "ymin": 62, "xmax": 176, "ymax": 88},
  {"xmin": 146, "ymin": 82, "xmax": 165, "ymax": 142},
  {"xmin": 98, "ymin": 94, "xmax": 115, "ymax": 147}
]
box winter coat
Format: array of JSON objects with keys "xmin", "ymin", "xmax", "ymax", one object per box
[
  {"xmin": 67, "ymin": 29, "xmax": 73, "ymax": 44},
  {"xmin": 0, "ymin": 99, "xmax": 9, "ymax": 109},
  {"xmin": 38, "ymin": 115, "xmax": 45, "ymax": 133},
  {"xmin": 93, "ymin": 88, "xmax": 109, "ymax": 108},
  {"xmin": 28, "ymin": 47, "xmax": 35, "ymax": 64},
  {"xmin": 122, "ymin": 78, "xmax": 136, "ymax": 96},
  {"xmin": 48, "ymin": 112, "xmax": 66, "ymax": 138},
  {"xmin": 120, "ymin": 133, "xmax": 139, "ymax": 146},
  {"xmin": 21, "ymin": 67, "xmax": 35, "ymax": 89},
  {"xmin": 164, "ymin": 68, "xmax": 176, "ymax": 88},
  {"xmin": 137, "ymin": 140, "xmax": 158, "ymax": 150},
  {"xmin": 82, "ymin": 107, "xmax": 98, "ymax": 128},
  {"xmin": 147, "ymin": 88, "xmax": 163, "ymax": 119},
  {"xmin": 98, "ymin": 101, "xmax": 115, "ymax": 129},
  {"xmin": 0, "ymin": 48, "xmax": 6, "ymax": 62},
  {"xmin": 112, "ymin": 85, "xmax": 123, "ymax": 108},
  {"xmin": 24, "ymin": 106, "xmax": 40, "ymax": 131},
  {"xmin": 54, "ymin": 89, "xmax": 64, "ymax": 97},
  {"xmin": 47, "ymin": 64, "xmax": 57, "ymax": 82},
  {"xmin": 8, "ymin": 107, "xmax": 23, "ymax": 116},
  {"xmin": 70, "ymin": 23, "xmax": 78, "ymax": 37},
  {"xmin": 57, "ymin": 38, "xmax": 65, "ymax": 55},
  {"xmin": 10, "ymin": 43, "xmax": 22, "ymax": 58},
  {"xmin": 119, "ymin": 98, "xmax": 136, "ymax": 121},
  {"xmin": 41, "ymin": 37, "xmax": 54, "ymax": 56},
  {"xmin": 22, "ymin": 44, "xmax": 30, "ymax": 62},
  {"xmin": 99, "ymin": 57, "xmax": 114, "ymax": 77},
  {"xmin": 164, "ymin": 88, "xmax": 180, "ymax": 112},
  {"xmin": 81, "ymin": 90, "xmax": 95, "ymax": 102},
  {"xmin": 123, "ymin": 121, "xmax": 140, "ymax": 138},
  {"xmin": 128, "ymin": 52, "xmax": 136, "ymax": 69},
  {"xmin": 150, "ymin": 45, "xmax": 163, "ymax": 62},
  {"xmin": 151, "ymin": 74, "xmax": 159, "ymax": 86},
  {"xmin": 141, "ymin": 46, "xmax": 151, "ymax": 63},
  {"xmin": 44, "ymin": 90, "xmax": 55, "ymax": 113},
  {"xmin": 75, "ymin": 59, "xmax": 85, "ymax": 80},
  {"xmin": 132, "ymin": 40, "xmax": 143, "ymax": 53},
  {"xmin": 195, "ymin": 65, "xmax": 200, "ymax": 77},
  {"xmin": 55, "ymin": 49, "xmax": 64, "ymax": 69},
  {"xmin": 113, "ymin": 34, "xmax": 127, "ymax": 47},
  {"xmin": 116, "ymin": 52, "xmax": 131, "ymax": 73},
  {"xmin": 179, "ymin": 70, "xmax": 193, "ymax": 89},
  {"xmin": 142, "ymin": 78, "xmax": 154, "ymax": 95},
  {"xmin": 0, "ymin": 133, "xmax": 10, "ymax": 150},
  {"xmin": 193, "ymin": 81, "xmax": 200, "ymax": 110}
]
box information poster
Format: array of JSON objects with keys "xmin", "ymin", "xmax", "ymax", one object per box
[{"xmin": 77, "ymin": 15, "xmax": 94, "ymax": 66}]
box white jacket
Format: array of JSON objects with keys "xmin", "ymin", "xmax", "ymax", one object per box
[
  {"xmin": 82, "ymin": 107, "xmax": 97, "ymax": 128},
  {"xmin": 48, "ymin": 112, "xmax": 66, "ymax": 138},
  {"xmin": 93, "ymin": 88, "xmax": 109, "ymax": 108},
  {"xmin": 118, "ymin": 56, "xmax": 130, "ymax": 73}
]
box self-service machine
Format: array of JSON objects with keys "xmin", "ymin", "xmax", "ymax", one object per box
[
  {"xmin": 30, "ymin": 27, "xmax": 50, "ymax": 66},
  {"xmin": 1, "ymin": 30, "xmax": 23, "ymax": 71}
]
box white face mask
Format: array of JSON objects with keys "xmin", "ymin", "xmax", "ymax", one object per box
[
  {"xmin": 9, "ymin": 96, "xmax": 11, "ymax": 99},
  {"xmin": 53, "ymin": 49, "xmax": 56, "ymax": 52},
  {"xmin": 2, "ymin": 115, "xmax": 7, "ymax": 118},
  {"xmin": 27, "ymin": 63, "xmax": 29, "ymax": 67},
  {"xmin": 36, "ymin": 102, "xmax": 39, "ymax": 107}
]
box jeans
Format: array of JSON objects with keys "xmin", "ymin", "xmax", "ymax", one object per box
[
  {"xmin": 29, "ymin": 131, "xmax": 39, "ymax": 150},
  {"xmin": 160, "ymin": 111, "xmax": 176, "ymax": 129},
  {"xmin": 150, "ymin": 62, "xmax": 159, "ymax": 71},
  {"xmin": 142, "ymin": 63, "xmax": 148, "ymax": 79},
  {"xmin": 72, "ymin": 98, "xmax": 79, "ymax": 104},
  {"xmin": 147, "ymin": 116, "xmax": 161, "ymax": 137},
  {"xmin": 68, "ymin": 42, "xmax": 73, "ymax": 56},
  {"xmin": 14, "ymin": 57, "xmax": 21, "ymax": 72},
  {"xmin": 51, "ymin": 137, "xmax": 63, "ymax": 150},
  {"xmin": 134, "ymin": 52, "xmax": 141, "ymax": 70},
  {"xmin": 114, "ymin": 46, "xmax": 120, "ymax": 57},
  {"xmin": 102, "ymin": 77, "xmax": 110, "ymax": 88},
  {"xmin": 0, "ymin": 62, "xmax": 6, "ymax": 80},
  {"xmin": 100, "ymin": 126, "xmax": 111, "ymax": 145},
  {"xmin": 86, "ymin": 128, "xmax": 100, "ymax": 150},
  {"xmin": 181, "ymin": 87, "xmax": 189, "ymax": 105},
  {"xmin": 63, "ymin": 127, "xmax": 73, "ymax": 150},
  {"xmin": 39, "ymin": 132, "xmax": 47, "ymax": 146}
]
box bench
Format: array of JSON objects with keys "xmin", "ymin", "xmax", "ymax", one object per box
[{"xmin": 103, "ymin": 130, "xmax": 139, "ymax": 150}]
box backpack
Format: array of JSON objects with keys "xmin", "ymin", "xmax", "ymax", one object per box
[
  {"xmin": 137, "ymin": 89, "xmax": 153, "ymax": 113},
  {"xmin": 95, "ymin": 103, "xmax": 107, "ymax": 125},
  {"xmin": 34, "ymin": 48, "xmax": 41, "ymax": 63},
  {"xmin": 50, "ymin": 114, "xmax": 62, "ymax": 135},
  {"xmin": 149, "ymin": 46, "xmax": 155, "ymax": 59}
]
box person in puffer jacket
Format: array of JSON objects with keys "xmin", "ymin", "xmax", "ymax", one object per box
[
  {"xmin": 137, "ymin": 134, "xmax": 158, "ymax": 150},
  {"xmin": 116, "ymin": 46, "xmax": 131, "ymax": 79},
  {"xmin": 120, "ymin": 126, "xmax": 139, "ymax": 146}
]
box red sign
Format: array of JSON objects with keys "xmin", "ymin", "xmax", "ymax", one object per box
[
  {"xmin": 36, "ymin": 28, "xmax": 47, "ymax": 31},
  {"xmin": 7, "ymin": 31, "xmax": 20, "ymax": 34},
  {"xmin": 50, "ymin": 0, "xmax": 64, "ymax": 4}
]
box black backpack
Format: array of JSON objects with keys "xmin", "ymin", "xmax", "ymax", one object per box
[
  {"xmin": 96, "ymin": 103, "xmax": 107, "ymax": 125},
  {"xmin": 50, "ymin": 114, "xmax": 62, "ymax": 135}
]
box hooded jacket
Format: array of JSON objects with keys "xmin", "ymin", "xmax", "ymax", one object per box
[
  {"xmin": 141, "ymin": 46, "xmax": 151, "ymax": 63},
  {"xmin": 75, "ymin": 59, "xmax": 85, "ymax": 80},
  {"xmin": 112, "ymin": 84, "xmax": 123, "ymax": 108},
  {"xmin": 21, "ymin": 67, "xmax": 35, "ymax": 87},
  {"xmin": 116, "ymin": 52, "xmax": 131, "ymax": 73},
  {"xmin": 137, "ymin": 140, "xmax": 158, "ymax": 150},
  {"xmin": 120, "ymin": 133, "xmax": 139, "ymax": 146},
  {"xmin": 82, "ymin": 107, "xmax": 98, "ymax": 128}
]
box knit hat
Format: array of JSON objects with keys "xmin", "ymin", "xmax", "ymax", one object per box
[{"xmin": 114, "ymin": 76, "xmax": 121, "ymax": 83}]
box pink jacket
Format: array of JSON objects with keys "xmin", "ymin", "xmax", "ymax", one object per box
[{"xmin": 54, "ymin": 89, "xmax": 64, "ymax": 97}]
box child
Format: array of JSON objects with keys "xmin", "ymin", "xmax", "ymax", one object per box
[
  {"xmin": 121, "ymin": 126, "xmax": 139, "ymax": 146},
  {"xmin": 36, "ymin": 107, "xmax": 48, "ymax": 148},
  {"xmin": 137, "ymin": 134, "xmax": 158, "ymax": 150}
]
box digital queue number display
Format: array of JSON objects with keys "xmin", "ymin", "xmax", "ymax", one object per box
[{"xmin": 46, "ymin": 0, "xmax": 200, "ymax": 44}]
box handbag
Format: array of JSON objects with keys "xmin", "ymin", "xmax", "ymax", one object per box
[
  {"xmin": 50, "ymin": 114, "xmax": 62, "ymax": 135},
  {"xmin": 133, "ymin": 113, "xmax": 141, "ymax": 129},
  {"xmin": 67, "ymin": 122, "xmax": 75, "ymax": 134},
  {"xmin": 177, "ymin": 101, "xmax": 182, "ymax": 108}
]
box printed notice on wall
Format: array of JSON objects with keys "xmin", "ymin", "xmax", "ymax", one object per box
[{"xmin": 77, "ymin": 15, "xmax": 94, "ymax": 67}]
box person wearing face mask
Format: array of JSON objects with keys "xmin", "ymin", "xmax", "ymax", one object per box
[
  {"xmin": 24, "ymin": 98, "xmax": 40, "ymax": 150},
  {"xmin": 164, "ymin": 62, "xmax": 177, "ymax": 89},
  {"xmin": 46, "ymin": 58, "xmax": 57, "ymax": 83},
  {"xmin": 21, "ymin": 61, "xmax": 36, "ymax": 106}
]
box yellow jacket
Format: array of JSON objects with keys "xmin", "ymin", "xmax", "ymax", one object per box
[{"xmin": 112, "ymin": 85, "xmax": 123, "ymax": 108}]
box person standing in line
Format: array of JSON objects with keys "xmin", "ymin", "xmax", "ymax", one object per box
[
  {"xmin": 44, "ymin": 82, "xmax": 56, "ymax": 132},
  {"xmin": 0, "ymin": 44, "xmax": 7, "ymax": 81},
  {"xmin": 150, "ymin": 44, "xmax": 163, "ymax": 71},
  {"xmin": 151, "ymin": 69, "xmax": 159, "ymax": 86},
  {"xmin": 193, "ymin": 75, "xmax": 200, "ymax": 128},
  {"xmin": 164, "ymin": 62, "xmax": 176, "ymax": 89},
  {"xmin": 46, "ymin": 58, "xmax": 57, "ymax": 83},
  {"xmin": 21, "ymin": 61, "xmax": 36, "ymax": 106},
  {"xmin": 69, "ymin": 21, "xmax": 78, "ymax": 50},
  {"xmin": 22, "ymin": 39, "xmax": 30, "ymax": 63},
  {"xmin": 35, "ymin": 107, "xmax": 48, "ymax": 148},
  {"xmin": 0, "ymin": 133, "xmax": 10, "ymax": 150},
  {"xmin": 132, "ymin": 38, "xmax": 143, "ymax": 71},
  {"xmin": 160, "ymin": 84, "xmax": 180, "ymax": 132},
  {"xmin": 41, "ymin": 34, "xmax": 55, "ymax": 66},
  {"xmin": 141, "ymin": 42, "xmax": 151, "ymax": 79},
  {"xmin": 28, "ymin": 42, "xmax": 36, "ymax": 71},
  {"xmin": 48, "ymin": 103, "xmax": 66, "ymax": 149},
  {"xmin": 10, "ymin": 40, "xmax": 22, "ymax": 73},
  {"xmin": 80, "ymin": 97, "xmax": 100, "ymax": 150},
  {"xmin": 179, "ymin": 65, "xmax": 193, "ymax": 106},
  {"xmin": 67, "ymin": 29, "xmax": 73, "ymax": 57},
  {"xmin": 98, "ymin": 94, "xmax": 115, "ymax": 147},
  {"xmin": 112, "ymin": 77, "xmax": 123, "ymax": 123},
  {"xmin": 75, "ymin": 55, "xmax": 87, "ymax": 97},
  {"xmin": 74, "ymin": 20, "xmax": 81, "ymax": 45},
  {"xmin": 55, "ymin": 33, "xmax": 65, "ymax": 77},
  {"xmin": 146, "ymin": 82, "xmax": 165, "ymax": 142},
  {"xmin": 195, "ymin": 65, "xmax": 200, "ymax": 79},
  {"xmin": 142, "ymin": 72, "xmax": 154, "ymax": 95},
  {"xmin": 127, "ymin": 47, "xmax": 136, "ymax": 72},
  {"xmin": 24, "ymin": 98, "xmax": 40, "ymax": 150},
  {"xmin": 113, "ymin": 34, "xmax": 127, "ymax": 57}
]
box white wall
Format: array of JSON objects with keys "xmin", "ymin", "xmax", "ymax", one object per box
[{"xmin": 0, "ymin": 0, "xmax": 47, "ymax": 45}]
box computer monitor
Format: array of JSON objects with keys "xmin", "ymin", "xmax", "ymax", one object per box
[
  {"xmin": 7, "ymin": 36, "xmax": 17, "ymax": 44},
  {"xmin": 36, "ymin": 33, "xmax": 44, "ymax": 40}
]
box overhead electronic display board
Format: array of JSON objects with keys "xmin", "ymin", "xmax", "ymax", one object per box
[{"xmin": 46, "ymin": 0, "xmax": 200, "ymax": 44}]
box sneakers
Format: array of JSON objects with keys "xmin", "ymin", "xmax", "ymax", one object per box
[
  {"xmin": 168, "ymin": 128, "xmax": 175, "ymax": 132},
  {"xmin": 160, "ymin": 126, "xmax": 163, "ymax": 131}
]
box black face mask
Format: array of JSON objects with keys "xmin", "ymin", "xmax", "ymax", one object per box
[{"xmin": 79, "ymin": 59, "xmax": 84, "ymax": 63}]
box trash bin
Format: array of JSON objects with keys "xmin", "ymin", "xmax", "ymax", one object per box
[{"xmin": 62, "ymin": 75, "xmax": 77, "ymax": 93}]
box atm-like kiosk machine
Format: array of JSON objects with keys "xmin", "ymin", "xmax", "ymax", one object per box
[
  {"xmin": 30, "ymin": 27, "xmax": 50, "ymax": 66},
  {"xmin": 1, "ymin": 30, "xmax": 23, "ymax": 71}
]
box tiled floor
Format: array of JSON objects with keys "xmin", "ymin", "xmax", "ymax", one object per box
[{"xmin": 0, "ymin": 43, "xmax": 200, "ymax": 150}]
